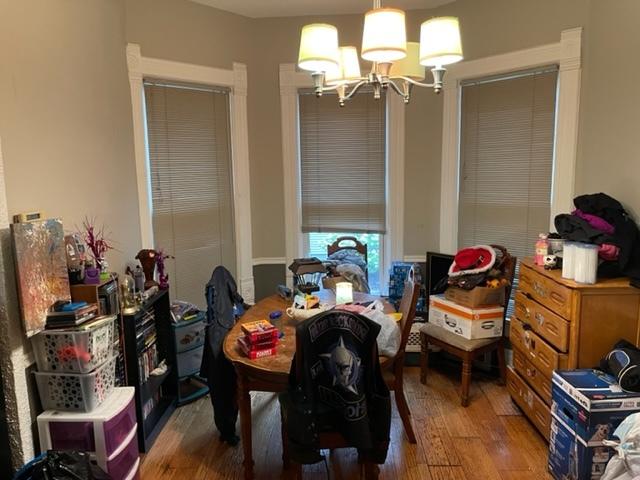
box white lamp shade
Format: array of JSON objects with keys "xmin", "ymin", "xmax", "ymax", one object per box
[
  {"xmin": 298, "ymin": 23, "xmax": 340, "ymax": 72},
  {"xmin": 419, "ymin": 16, "xmax": 463, "ymax": 67},
  {"xmin": 325, "ymin": 46, "xmax": 362, "ymax": 85},
  {"xmin": 335, "ymin": 282, "xmax": 353, "ymax": 305},
  {"xmin": 361, "ymin": 8, "xmax": 407, "ymax": 63},
  {"xmin": 389, "ymin": 41, "xmax": 425, "ymax": 80}
]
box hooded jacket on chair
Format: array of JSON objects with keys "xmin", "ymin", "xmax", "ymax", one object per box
[
  {"xmin": 280, "ymin": 310, "xmax": 391, "ymax": 465},
  {"xmin": 200, "ymin": 266, "xmax": 245, "ymax": 439}
]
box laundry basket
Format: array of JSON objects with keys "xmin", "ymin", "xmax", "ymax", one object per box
[
  {"xmin": 34, "ymin": 356, "xmax": 117, "ymax": 412},
  {"xmin": 32, "ymin": 316, "xmax": 116, "ymax": 374}
]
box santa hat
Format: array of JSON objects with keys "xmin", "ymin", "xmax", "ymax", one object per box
[{"xmin": 448, "ymin": 245, "xmax": 497, "ymax": 277}]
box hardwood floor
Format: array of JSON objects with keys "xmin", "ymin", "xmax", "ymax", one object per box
[{"xmin": 140, "ymin": 365, "xmax": 552, "ymax": 479}]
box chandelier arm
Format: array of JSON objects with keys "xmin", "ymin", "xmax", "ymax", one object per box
[
  {"xmin": 342, "ymin": 80, "xmax": 370, "ymax": 101},
  {"xmin": 386, "ymin": 80, "xmax": 406, "ymax": 97},
  {"xmin": 390, "ymin": 76, "xmax": 436, "ymax": 88}
]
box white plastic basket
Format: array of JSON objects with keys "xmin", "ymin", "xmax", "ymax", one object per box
[
  {"xmin": 32, "ymin": 316, "xmax": 115, "ymax": 374},
  {"xmin": 35, "ymin": 356, "xmax": 117, "ymax": 412}
]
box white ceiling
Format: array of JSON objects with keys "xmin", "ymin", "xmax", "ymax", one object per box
[{"xmin": 191, "ymin": 0, "xmax": 455, "ymax": 19}]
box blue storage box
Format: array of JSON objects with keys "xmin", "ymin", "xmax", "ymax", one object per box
[{"xmin": 548, "ymin": 369, "xmax": 640, "ymax": 479}]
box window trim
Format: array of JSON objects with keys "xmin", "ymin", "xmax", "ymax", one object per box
[
  {"xmin": 439, "ymin": 28, "xmax": 582, "ymax": 254},
  {"xmin": 279, "ymin": 63, "xmax": 404, "ymax": 293},
  {"xmin": 126, "ymin": 44, "xmax": 254, "ymax": 302}
]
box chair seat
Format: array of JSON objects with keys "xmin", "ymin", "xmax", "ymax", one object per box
[{"xmin": 420, "ymin": 323, "xmax": 501, "ymax": 352}]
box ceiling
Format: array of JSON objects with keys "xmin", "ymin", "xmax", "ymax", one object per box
[{"xmin": 191, "ymin": 0, "xmax": 455, "ymax": 19}]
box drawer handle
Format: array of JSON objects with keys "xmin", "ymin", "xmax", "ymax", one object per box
[
  {"xmin": 523, "ymin": 331, "xmax": 536, "ymax": 355},
  {"xmin": 524, "ymin": 306, "xmax": 531, "ymax": 320},
  {"xmin": 533, "ymin": 282, "xmax": 546, "ymax": 298},
  {"xmin": 535, "ymin": 312, "xmax": 545, "ymax": 326},
  {"xmin": 526, "ymin": 368, "xmax": 536, "ymax": 378}
]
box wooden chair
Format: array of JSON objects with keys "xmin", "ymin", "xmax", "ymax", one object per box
[
  {"xmin": 327, "ymin": 236, "xmax": 368, "ymax": 279},
  {"xmin": 379, "ymin": 278, "xmax": 420, "ymax": 444},
  {"xmin": 419, "ymin": 248, "xmax": 517, "ymax": 407},
  {"xmin": 281, "ymin": 314, "xmax": 383, "ymax": 479}
]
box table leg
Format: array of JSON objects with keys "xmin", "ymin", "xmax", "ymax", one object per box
[{"xmin": 237, "ymin": 373, "xmax": 254, "ymax": 480}]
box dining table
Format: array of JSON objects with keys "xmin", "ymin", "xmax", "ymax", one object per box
[{"xmin": 223, "ymin": 289, "xmax": 393, "ymax": 480}]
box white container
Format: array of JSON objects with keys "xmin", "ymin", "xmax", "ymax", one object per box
[
  {"xmin": 35, "ymin": 356, "xmax": 117, "ymax": 412},
  {"xmin": 32, "ymin": 316, "xmax": 116, "ymax": 374},
  {"xmin": 428, "ymin": 295, "xmax": 504, "ymax": 340},
  {"xmin": 176, "ymin": 345, "xmax": 204, "ymax": 378},
  {"xmin": 562, "ymin": 242, "xmax": 577, "ymax": 280},
  {"xmin": 574, "ymin": 243, "xmax": 598, "ymax": 284}
]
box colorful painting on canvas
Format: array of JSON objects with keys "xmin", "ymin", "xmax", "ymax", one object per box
[{"xmin": 11, "ymin": 218, "xmax": 70, "ymax": 337}]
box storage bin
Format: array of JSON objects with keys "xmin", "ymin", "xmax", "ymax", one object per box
[
  {"xmin": 176, "ymin": 346, "xmax": 204, "ymax": 378},
  {"xmin": 106, "ymin": 427, "xmax": 138, "ymax": 480},
  {"xmin": 35, "ymin": 356, "xmax": 117, "ymax": 412},
  {"xmin": 173, "ymin": 315, "xmax": 205, "ymax": 353},
  {"xmin": 32, "ymin": 316, "xmax": 115, "ymax": 373}
]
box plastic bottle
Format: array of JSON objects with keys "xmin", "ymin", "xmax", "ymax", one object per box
[{"xmin": 535, "ymin": 233, "xmax": 549, "ymax": 266}]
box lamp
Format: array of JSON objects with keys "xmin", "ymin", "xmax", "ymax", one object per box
[
  {"xmin": 335, "ymin": 282, "xmax": 353, "ymax": 305},
  {"xmin": 297, "ymin": 1, "xmax": 463, "ymax": 105},
  {"xmin": 288, "ymin": 257, "xmax": 327, "ymax": 294}
]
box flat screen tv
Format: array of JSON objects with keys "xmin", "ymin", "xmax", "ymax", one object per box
[{"xmin": 425, "ymin": 252, "xmax": 454, "ymax": 312}]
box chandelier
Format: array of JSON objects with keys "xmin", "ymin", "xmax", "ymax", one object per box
[{"xmin": 297, "ymin": 0, "xmax": 463, "ymax": 105}]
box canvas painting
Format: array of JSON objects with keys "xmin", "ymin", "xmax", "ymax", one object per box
[{"xmin": 11, "ymin": 218, "xmax": 71, "ymax": 337}]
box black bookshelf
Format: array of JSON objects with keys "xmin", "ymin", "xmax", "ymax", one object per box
[{"xmin": 122, "ymin": 289, "xmax": 177, "ymax": 452}]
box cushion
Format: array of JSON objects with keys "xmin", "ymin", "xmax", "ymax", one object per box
[{"xmin": 420, "ymin": 322, "xmax": 500, "ymax": 352}]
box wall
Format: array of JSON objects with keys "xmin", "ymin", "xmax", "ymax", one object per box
[
  {"xmin": 576, "ymin": 0, "xmax": 640, "ymax": 218},
  {"xmin": 0, "ymin": 0, "xmax": 138, "ymax": 467}
]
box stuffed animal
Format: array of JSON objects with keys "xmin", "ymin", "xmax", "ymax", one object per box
[{"xmin": 543, "ymin": 254, "xmax": 558, "ymax": 270}]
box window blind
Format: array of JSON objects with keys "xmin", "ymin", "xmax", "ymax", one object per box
[
  {"xmin": 299, "ymin": 91, "xmax": 386, "ymax": 234},
  {"xmin": 458, "ymin": 68, "xmax": 558, "ymax": 260},
  {"xmin": 144, "ymin": 81, "xmax": 236, "ymax": 309}
]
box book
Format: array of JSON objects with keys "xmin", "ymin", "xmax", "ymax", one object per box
[
  {"xmin": 238, "ymin": 335, "xmax": 278, "ymax": 352},
  {"xmin": 237, "ymin": 336, "xmax": 277, "ymax": 359},
  {"xmin": 241, "ymin": 320, "xmax": 277, "ymax": 343}
]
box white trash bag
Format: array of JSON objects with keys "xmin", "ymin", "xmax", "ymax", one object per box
[
  {"xmin": 361, "ymin": 300, "xmax": 401, "ymax": 357},
  {"xmin": 601, "ymin": 413, "xmax": 640, "ymax": 480}
]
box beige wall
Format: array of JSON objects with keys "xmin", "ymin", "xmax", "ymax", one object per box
[
  {"xmin": 576, "ymin": 0, "xmax": 640, "ymax": 219},
  {"xmin": 0, "ymin": 0, "xmax": 139, "ymax": 270}
]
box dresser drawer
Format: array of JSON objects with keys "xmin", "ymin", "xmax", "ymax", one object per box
[
  {"xmin": 510, "ymin": 317, "xmax": 568, "ymax": 378},
  {"xmin": 512, "ymin": 346, "xmax": 552, "ymax": 405},
  {"xmin": 519, "ymin": 264, "xmax": 574, "ymax": 320},
  {"xmin": 507, "ymin": 366, "xmax": 550, "ymax": 440},
  {"xmin": 514, "ymin": 291, "xmax": 570, "ymax": 352}
]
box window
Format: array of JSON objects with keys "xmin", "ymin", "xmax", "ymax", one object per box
[
  {"xmin": 298, "ymin": 91, "xmax": 386, "ymax": 293},
  {"xmin": 144, "ymin": 81, "xmax": 236, "ymax": 309},
  {"xmin": 458, "ymin": 67, "xmax": 558, "ymax": 315}
]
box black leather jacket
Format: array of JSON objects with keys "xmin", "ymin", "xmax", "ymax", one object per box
[{"xmin": 281, "ymin": 310, "xmax": 391, "ymax": 464}]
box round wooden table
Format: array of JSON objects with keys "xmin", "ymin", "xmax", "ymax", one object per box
[{"xmin": 223, "ymin": 290, "xmax": 392, "ymax": 480}]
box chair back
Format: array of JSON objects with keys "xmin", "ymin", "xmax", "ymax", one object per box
[
  {"xmin": 327, "ymin": 236, "xmax": 368, "ymax": 279},
  {"xmin": 396, "ymin": 278, "xmax": 420, "ymax": 358},
  {"xmin": 489, "ymin": 245, "xmax": 517, "ymax": 321}
]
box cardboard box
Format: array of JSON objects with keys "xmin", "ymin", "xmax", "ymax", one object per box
[
  {"xmin": 428, "ymin": 295, "xmax": 504, "ymax": 339},
  {"xmin": 444, "ymin": 285, "xmax": 505, "ymax": 308},
  {"xmin": 548, "ymin": 369, "xmax": 640, "ymax": 480}
]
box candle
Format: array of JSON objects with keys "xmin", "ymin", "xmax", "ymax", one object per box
[{"xmin": 335, "ymin": 282, "xmax": 353, "ymax": 305}]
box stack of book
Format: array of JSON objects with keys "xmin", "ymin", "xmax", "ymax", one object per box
[
  {"xmin": 46, "ymin": 303, "xmax": 98, "ymax": 329},
  {"xmin": 238, "ymin": 320, "xmax": 278, "ymax": 359}
]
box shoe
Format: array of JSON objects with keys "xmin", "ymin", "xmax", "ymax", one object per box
[{"xmin": 221, "ymin": 433, "xmax": 240, "ymax": 446}]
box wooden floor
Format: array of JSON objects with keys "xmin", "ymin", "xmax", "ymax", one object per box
[{"xmin": 140, "ymin": 365, "xmax": 552, "ymax": 479}]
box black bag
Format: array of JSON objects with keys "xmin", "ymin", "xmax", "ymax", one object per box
[
  {"xmin": 13, "ymin": 451, "xmax": 109, "ymax": 480},
  {"xmin": 599, "ymin": 339, "xmax": 640, "ymax": 393}
]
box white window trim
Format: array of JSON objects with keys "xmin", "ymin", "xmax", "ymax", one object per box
[
  {"xmin": 279, "ymin": 63, "xmax": 404, "ymax": 292},
  {"xmin": 439, "ymin": 27, "xmax": 582, "ymax": 254},
  {"xmin": 126, "ymin": 44, "xmax": 254, "ymax": 302}
]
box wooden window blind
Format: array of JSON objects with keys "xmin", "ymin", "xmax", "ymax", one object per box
[
  {"xmin": 298, "ymin": 91, "xmax": 386, "ymax": 234},
  {"xmin": 144, "ymin": 81, "xmax": 236, "ymax": 309},
  {"xmin": 458, "ymin": 68, "xmax": 558, "ymax": 260}
]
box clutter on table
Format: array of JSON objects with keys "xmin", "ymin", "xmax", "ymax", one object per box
[
  {"xmin": 286, "ymin": 292, "xmax": 329, "ymax": 320},
  {"xmin": 548, "ymin": 369, "xmax": 640, "ymax": 480},
  {"xmin": 288, "ymin": 257, "xmax": 326, "ymax": 294},
  {"xmin": 238, "ymin": 320, "xmax": 279, "ymax": 359}
]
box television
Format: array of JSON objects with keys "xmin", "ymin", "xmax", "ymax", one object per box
[{"xmin": 425, "ymin": 252, "xmax": 454, "ymax": 312}]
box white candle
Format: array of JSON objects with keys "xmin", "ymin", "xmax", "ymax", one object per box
[{"xmin": 335, "ymin": 282, "xmax": 353, "ymax": 305}]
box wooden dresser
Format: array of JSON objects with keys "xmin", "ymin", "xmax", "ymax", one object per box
[{"xmin": 507, "ymin": 258, "xmax": 640, "ymax": 440}]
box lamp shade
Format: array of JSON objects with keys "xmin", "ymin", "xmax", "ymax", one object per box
[
  {"xmin": 326, "ymin": 46, "xmax": 362, "ymax": 85},
  {"xmin": 298, "ymin": 23, "xmax": 340, "ymax": 72},
  {"xmin": 361, "ymin": 8, "xmax": 407, "ymax": 63},
  {"xmin": 389, "ymin": 41, "xmax": 425, "ymax": 80},
  {"xmin": 419, "ymin": 16, "xmax": 463, "ymax": 67}
]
